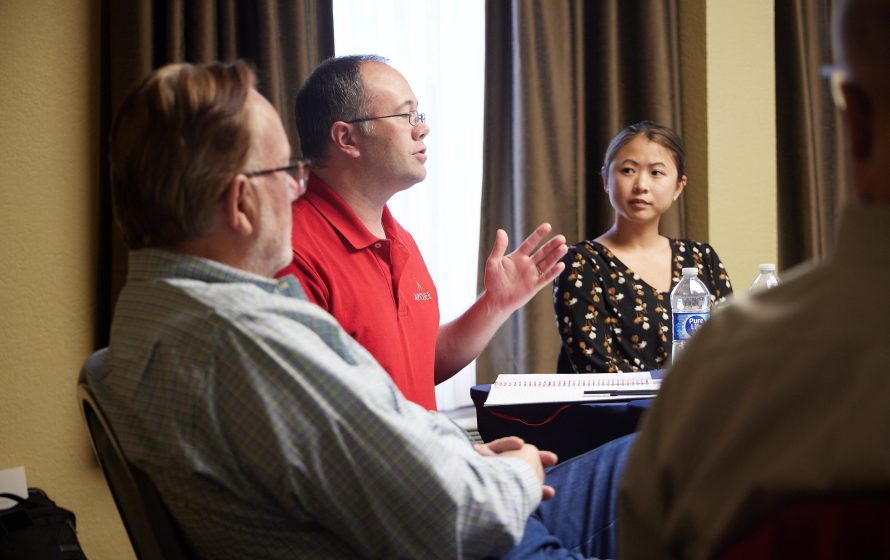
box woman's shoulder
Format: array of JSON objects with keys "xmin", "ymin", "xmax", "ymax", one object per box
[
  {"xmin": 671, "ymin": 238, "xmax": 716, "ymax": 250},
  {"xmin": 671, "ymin": 238, "xmax": 733, "ymax": 296},
  {"xmin": 671, "ymin": 238, "xmax": 723, "ymax": 259},
  {"xmin": 567, "ymin": 238, "xmax": 611, "ymax": 259},
  {"xmin": 559, "ymin": 240, "xmax": 613, "ymax": 283}
]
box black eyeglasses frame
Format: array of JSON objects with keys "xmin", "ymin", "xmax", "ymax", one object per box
[
  {"xmin": 244, "ymin": 159, "xmax": 309, "ymax": 181},
  {"xmin": 345, "ymin": 111, "xmax": 426, "ymax": 127}
]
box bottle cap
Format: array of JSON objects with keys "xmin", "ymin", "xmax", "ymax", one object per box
[
  {"xmin": 759, "ymin": 263, "xmax": 776, "ymax": 272},
  {"xmin": 681, "ymin": 267, "xmax": 699, "ymax": 276}
]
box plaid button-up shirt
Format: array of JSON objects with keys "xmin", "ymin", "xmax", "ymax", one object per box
[{"xmin": 85, "ymin": 249, "xmax": 539, "ymax": 559}]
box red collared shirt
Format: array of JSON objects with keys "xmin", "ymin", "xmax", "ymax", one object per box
[{"xmin": 277, "ymin": 175, "xmax": 440, "ymax": 410}]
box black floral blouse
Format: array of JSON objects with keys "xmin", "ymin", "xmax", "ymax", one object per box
[{"xmin": 553, "ymin": 239, "xmax": 732, "ymax": 373}]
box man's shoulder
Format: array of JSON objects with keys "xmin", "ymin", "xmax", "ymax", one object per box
[
  {"xmin": 121, "ymin": 274, "xmax": 316, "ymax": 327},
  {"xmin": 291, "ymin": 191, "xmax": 328, "ymax": 226},
  {"xmin": 290, "ymin": 196, "xmax": 348, "ymax": 256}
]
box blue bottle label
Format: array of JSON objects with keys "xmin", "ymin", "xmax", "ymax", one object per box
[{"xmin": 672, "ymin": 311, "xmax": 710, "ymax": 341}]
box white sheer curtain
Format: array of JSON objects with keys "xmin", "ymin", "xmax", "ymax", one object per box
[{"xmin": 333, "ymin": 0, "xmax": 485, "ymax": 410}]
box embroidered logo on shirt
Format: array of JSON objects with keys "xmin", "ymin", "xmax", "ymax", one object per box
[{"xmin": 414, "ymin": 280, "xmax": 432, "ymax": 301}]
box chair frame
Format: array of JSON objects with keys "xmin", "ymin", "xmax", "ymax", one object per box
[
  {"xmin": 78, "ymin": 357, "xmax": 194, "ymax": 560},
  {"xmin": 721, "ymin": 493, "xmax": 890, "ymax": 559}
]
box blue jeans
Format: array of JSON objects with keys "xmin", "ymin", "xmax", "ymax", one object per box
[{"xmin": 501, "ymin": 433, "xmax": 636, "ymax": 560}]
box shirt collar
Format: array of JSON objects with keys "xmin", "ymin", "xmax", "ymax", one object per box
[
  {"xmin": 303, "ymin": 174, "xmax": 402, "ymax": 250},
  {"xmin": 127, "ymin": 248, "xmax": 306, "ymax": 299}
]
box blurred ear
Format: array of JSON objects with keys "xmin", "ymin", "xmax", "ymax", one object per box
[
  {"xmin": 674, "ymin": 175, "xmax": 687, "ymax": 200},
  {"xmin": 223, "ymin": 174, "xmax": 256, "ymax": 236},
  {"xmin": 601, "ymin": 166, "xmax": 608, "ymax": 191},
  {"xmin": 329, "ymin": 121, "xmax": 362, "ymax": 159},
  {"xmin": 842, "ymin": 82, "xmax": 873, "ymax": 161}
]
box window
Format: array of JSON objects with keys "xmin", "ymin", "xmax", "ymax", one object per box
[{"xmin": 334, "ymin": 0, "xmax": 485, "ymax": 410}]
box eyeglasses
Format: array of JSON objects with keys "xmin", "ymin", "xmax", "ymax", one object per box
[
  {"xmin": 345, "ymin": 110, "xmax": 426, "ymax": 127},
  {"xmin": 821, "ymin": 65, "xmax": 848, "ymax": 111},
  {"xmin": 244, "ymin": 159, "xmax": 310, "ymax": 182}
]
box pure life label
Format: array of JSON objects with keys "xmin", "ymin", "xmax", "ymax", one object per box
[{"xmin": 672, "ymin": 312, "xmax": 710, "ymax": 340}]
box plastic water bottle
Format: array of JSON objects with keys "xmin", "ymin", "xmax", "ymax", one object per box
[
  {"xmin": 749, "ymin": 263, "xmax": 780, "ymax": 293},
  {"xmin": 670, "ymin": 267, "xmax": 711, "ymax": 364}
]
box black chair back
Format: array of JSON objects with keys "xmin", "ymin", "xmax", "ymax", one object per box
[
  {"xmin": 78, "ymin": 349, "xmax": 195, "ymax": 560},
  {"xmin": 721, "ymin": 493, "xmax": 890, "ymax": 559}
]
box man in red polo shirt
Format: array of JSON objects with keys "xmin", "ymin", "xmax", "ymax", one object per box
[{"xmin": 278, "ymin": 55, "xmax": 567, "ymax": 409}]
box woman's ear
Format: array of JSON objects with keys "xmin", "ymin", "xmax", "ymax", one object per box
[
  {"xmin": 329, "ymin": 121, "xmax": 362, "ymax": 159},
  {"xmin": 223, "ymin": 174, "xmax": 255, "ymax": 236},
  {"xmin": 674, "ymin": 175, "xmax": 687, "ymax": 201},
  {"xmin": 601, "ymin": 166, "xmax": 609, "ymax": 191}
]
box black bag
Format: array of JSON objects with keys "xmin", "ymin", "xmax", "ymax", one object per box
[{"xmin": 0, "ymin": 488, "xmax": 87, "ymax": 559}]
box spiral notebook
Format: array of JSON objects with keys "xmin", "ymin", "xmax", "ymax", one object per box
[{"xmin": 484, "ymin": 372, "xmax": 662, "ymax": 406}]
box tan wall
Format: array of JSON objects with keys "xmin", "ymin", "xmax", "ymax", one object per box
[
  {"xmin": 678, "ymin": 0, "xmax": 780, "ymax": 292},
  {"xmin": 706, "ymin": 0, "xmax": 778, "ymax": 288},
  {"xmin": 681, "ymin": 0, "xmax": 778, "ymax": 290},
  {"xmin": 0, "ymin": 0, "xmax": 133, "ymax": 558}
]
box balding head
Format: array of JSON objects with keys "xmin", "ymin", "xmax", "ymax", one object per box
[
  {"xmin": 833, "ymin": 0, "xmax": 890, "ymax": 113},
  {"xmin": 832, "ymin": 0, "xmax": 890, "ymax": 203}
]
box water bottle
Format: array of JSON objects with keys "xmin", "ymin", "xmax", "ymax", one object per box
[
  {"xmin": 670, "ymin": 267, "xmax": 711, "ymax": 364},
  {"xmin": 749, "ymin": 263, "xmax": 780, "ymax": 293}
]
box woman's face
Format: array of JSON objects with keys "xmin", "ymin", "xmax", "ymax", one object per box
[{"xmin": 602, "ymin": 136, "xmax": 686, "ymax": 225}]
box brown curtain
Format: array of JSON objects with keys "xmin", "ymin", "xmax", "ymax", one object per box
[
  {"xmin": 96, "ymin": 0, "xmax": 333, "ymax": 344},
  {"xmin": 477, "ymin": 0, "xmax": 683, "ymax": 383},
  {"xmin": 775, "ymin": 0, "xmax": 845, "ymax": 270}
]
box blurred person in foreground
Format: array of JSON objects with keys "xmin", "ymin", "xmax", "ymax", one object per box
[
  {"xmin": 618, "ymin": 0, "xmax": 890, "ymax": 557},
  {"xmin": 84, "ymin": 59, "xmax": 633, "ymax": 559}
]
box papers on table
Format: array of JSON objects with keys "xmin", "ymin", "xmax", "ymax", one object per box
[
  {"xmin": 484, "ymin": 372, "xmax": 661, "ymax": 406},
  {"xmin": 0, "ymin": 466, "xmax": 27, "ymax": 510}
]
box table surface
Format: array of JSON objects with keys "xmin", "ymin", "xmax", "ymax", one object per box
[{"xmin": 472, "ymin": 384, "xmax": 653, "ymax": 461}]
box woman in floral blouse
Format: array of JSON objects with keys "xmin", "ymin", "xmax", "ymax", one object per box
[{"xmin": 554, "ymin": 121, "xmax": 732, "ymax": 373}]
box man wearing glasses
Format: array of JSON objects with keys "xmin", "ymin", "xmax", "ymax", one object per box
[
  {"xmin": 618, "ymin": 0, "xmax": 890, "ymax": 557},
  {"xmin": 278, "ymin": 55, "xmax": 568, "ymax": 410},
  {"xmin": 95, "ymin": 59, "xmax": 634, "ymax": 559}
]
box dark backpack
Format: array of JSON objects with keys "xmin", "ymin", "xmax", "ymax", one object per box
[{"xmin": 0, "ymin": 488, "xmax": 87, "ymax": 559}]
